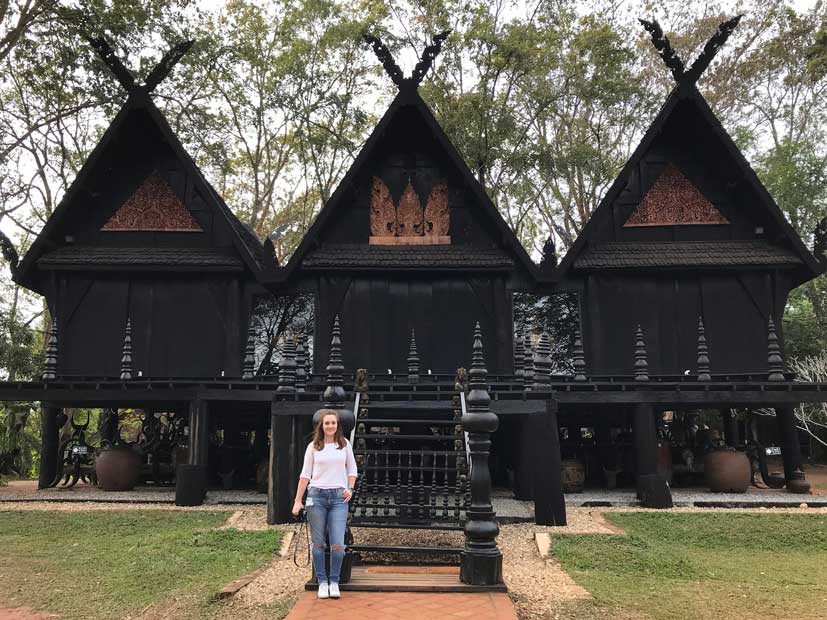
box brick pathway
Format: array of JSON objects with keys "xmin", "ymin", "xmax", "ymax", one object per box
[{"xmin": 285, "ymin": 591, "xmax": 518, "ymax": 620}]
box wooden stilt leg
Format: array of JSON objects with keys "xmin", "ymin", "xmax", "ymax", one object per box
[
  {"xmin": 38, "ymin": 406, "xmax": 61, "ymax": 489},
  {"xmin": 267, "ymin": 403, "xmax": 293, "ymax": 524},
  {"xmin": 530, "ymin": 402, "xmax": 566, "ymax": 526},
  {"xmin": 633, "ymin": 403, "xmax": 672, "ymax": 508}
]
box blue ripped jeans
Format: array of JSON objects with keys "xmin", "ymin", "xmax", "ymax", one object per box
[{"xmin": 306, "ymin": 486, "xmax": 348, "ymax": 584}]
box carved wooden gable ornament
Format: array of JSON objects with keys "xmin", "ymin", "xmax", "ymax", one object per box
[
  {"xmin": 623, "ymin": 163, "xmax": 728, "ymax": 227},
  {"xmin": 369, "ymin": 177, "xmax": 449, "ymax": 245},
  {"xmin": 101, "ymin": 172, "xmax": 203, "ymax": 232}
]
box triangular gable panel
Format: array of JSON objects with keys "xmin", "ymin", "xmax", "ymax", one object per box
[
  {"xmin": 623, "ymin": 163, "xmax": 728, "ymax": 227},
  {"xmin": 101, "ymin": 172, "xmax": 202, "ymax": 232},
  {"xmin": 278, "ymin": 89, "xmax": 537, "ymax": 281}
]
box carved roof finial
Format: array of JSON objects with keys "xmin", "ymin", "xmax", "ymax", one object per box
[
  {"xmin": 363, "ymin": 30, "xmax": 451, "ymax": 90},
  {"xmin": 639, "ymin": 15, "xmax": 742, "ymax": 85},
  {"xmin": 86, "ymin": 35, "xmax": 194, "ymax": 96}
]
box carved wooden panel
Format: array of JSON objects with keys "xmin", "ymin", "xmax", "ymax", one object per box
[
  {"xmin": 101, "ymin": 173, "xmax": 202, "ymax": 232},
  {"xmin": 423, "ymin": 182, "xmax": 449, "ymax": 237},
  {"xmin": 369, "ymin": 177, "xmax": 396, "ymax": 236},
  {"xmin": 396, "ymin": 180, "xmax": 423, "ymax": 236},
  {"xmin": 624, "ymin": 163, "xmax": 728, "ymax": 227}
]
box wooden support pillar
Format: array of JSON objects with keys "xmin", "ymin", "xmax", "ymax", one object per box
[
  {"xmin": 188, "ymin": 398, "xmax": 209, "ymax": 466},
  {"xmin": 633, "ymin": 403, "xmax": 672, "ymax": 508},
  {"xmin": 512, "ymin": 416, "xmax": 534, "ymax": 501},
  {"xmin": 529, "ymin": 402, "xmax": 566, "ymax": 526},
  {"xmin": 721, "ymin": 408, "xmax": 738, "ymax": 448},
  {"xmin": 774, "ymin": 405, "xmax": 804, "ymax": 482},
  {"xmin": 267, "ymin": 404, "xmax": 296, "ymax": 525},
  {"xmin": 38, "ymin": 406, "xmax": 61, "ymax": 489}
]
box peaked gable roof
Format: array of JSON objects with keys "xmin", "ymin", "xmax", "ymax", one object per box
[
  {"xmin": 14, "ymin": 93, "xmax": 266, "ymax": 290},
  {"xmin": 552, "ymin": 83, "xmax": 824, "ymax": 285},
  {"xmin": 273, "ymin": 87, "xmax": 538, "ymax": 282}
]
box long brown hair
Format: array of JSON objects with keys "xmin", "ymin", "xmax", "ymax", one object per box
[{"xmin": 312, "ymin": 409, "xmax": 346, "ymax": 451}]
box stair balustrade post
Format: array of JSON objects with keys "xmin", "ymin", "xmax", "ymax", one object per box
[{"xmin": 459, "ymin": 322, "xmax": 503, "ymax": 586}]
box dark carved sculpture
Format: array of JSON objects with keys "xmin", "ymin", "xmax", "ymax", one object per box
[
  {"xmin": 363, "ymin": 30, "xmax": 451, "ymax": 90},
  {"xmin": 634, "ymin": 325, "xmax": 649, "ymax": 381},
  {"xmin": 639, "ymin": 15, "xmax": 742, "ymax": 85},
  {"xmin": 814, "ymin": 217, "xmax": 827, "ymax": 264},
  {"xmin": 638, "ymin": 18, "xmax": 685, "ymax": 81},
  {"xmin": 0, "ymin": 229, "xmax": 19, "ymax": 274},
  {"xmin": 42, "ymin": 318, "xmax": 58, "ymax": 381},
  {"xmin": 120, "ymin": 317, "xmax": 133, "ymax": 380}
]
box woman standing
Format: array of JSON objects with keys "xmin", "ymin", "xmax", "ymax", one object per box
[{"xmin": 292, "ymin": 409, "xmax": 358, "ymax": 599}]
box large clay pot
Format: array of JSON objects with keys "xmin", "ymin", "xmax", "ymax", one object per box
[
  {"xmin": 561, "ymin": 459, "xmax": 586, "ymax": 493},
  {"xmin": 704, "ymin": 449, "xmax": 750, "ymax": 493},
  {"xmin": 95, "ymin": 446, "xmax": 141, "ymax": 491}
]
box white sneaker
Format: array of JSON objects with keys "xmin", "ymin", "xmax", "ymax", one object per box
[
  {"xmin": 328, "ymin": 582, "xmax": 340, "ymax": 598},
  {"xmin": 317, "ymin": 581, "xmax": 329, "ymax": 599}
]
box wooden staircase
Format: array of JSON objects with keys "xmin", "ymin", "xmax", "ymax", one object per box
[{"xmin": 347, "ymin": 390, "xmax": 470, "ymax": 566}]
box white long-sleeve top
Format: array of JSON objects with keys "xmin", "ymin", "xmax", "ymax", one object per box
[{"xmin": 299, "ymin": 440, "xmax": 358, "ymax": 489}]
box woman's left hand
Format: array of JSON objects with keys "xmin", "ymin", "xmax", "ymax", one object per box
[{"xmin": 343, "ymin": 488, "xmax": 353, "ymax": 503}]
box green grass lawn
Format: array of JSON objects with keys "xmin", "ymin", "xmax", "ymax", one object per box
[
  {"xmin": 0, "ymin": 510, "xmax": 280, "ymax": 620},
  {"xmin": 552, "ymin": 512, "xmax": 827, "ymax": 620}
]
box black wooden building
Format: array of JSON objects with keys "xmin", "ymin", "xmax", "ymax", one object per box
[{"xmin": 1, "ymin": 24, "xmax": 826, "ymax": 584}]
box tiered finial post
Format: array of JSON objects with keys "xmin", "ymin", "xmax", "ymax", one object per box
[
  {"xmin": 460, "ymin": 322, "xmax": 503, "ymax": 586},
  {"xmin": 696, "ymin": 317, "xmax": 711, "ymax": 381},
  {"xmin": 42, "ymin": 318, "xmax": 58, "ymax": 381},
  {"xmin": 242, "ymin": 324, "xmax": 256, "ymax": 379},
  {"xmin": 120, "ymin": 317, "xmax": 133, "ymax": 380},
  {"xmin": 523, "ymin": 332, "xmax": 534, "ymax": 392},
  {"xmin": 295, "ymin": 335, "xmax": 307, "ymax": 392},
  {"xmin": 324, "ymin": 316, "xmax": 346, "ymax": 407},
  {"xmin": 532, "ymin": 332, "xmax": 552, "ymax": 390},
  {"xmin": 513, "ymin": 330, "xmax": 525, "ymax": 386},
  {"xmin": 767, "ymin": 316, "xmax": 785, "ymax": 381},
  {"xmin": 407, "ymin": 329, "xmax": 420, "ymax": 384},
  {"xmin": 572, "ymin": 327, "xmax": 587, "ymax": 381},
  {"xmin": 634, "ymin": 325, "xmax": 649, "ymax": 382},
  {"xmin": 276, "ymin": 335, "xmax": 297, "ymax": 393}
]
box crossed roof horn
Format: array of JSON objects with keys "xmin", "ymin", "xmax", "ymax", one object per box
[
  {"xmin": 639, "ymin": 15, "xmax": 742, "ymax": 84},
  {"xmin": 84, "ymin": 35, "xmax": 194, "ymax": 96},
  {"xmin": 363, "ymin": 30, "xmax": 451, "ymax": 90}
]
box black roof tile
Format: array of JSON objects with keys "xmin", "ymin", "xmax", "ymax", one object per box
[
  {"xmin": 574, "ymin": 240, "xmax": 802, "ymax": 269},
  {"xmin": 37, "ymin": 246, "xmax": 244, "ymax": 269},
  {"xmin": 302, "ymin": 244, "xmax": 514, "ymax": 270}
]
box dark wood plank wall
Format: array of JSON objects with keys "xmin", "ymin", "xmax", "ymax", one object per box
[
  {"xmin": 583, "ymin": 272, "xmax": 777, "ymax": 375},
  {"xmin": 59, "ymin": 274, "xmax": 246, "ymax": 378},
  {"xmin": 313, "ymin": 275, "xmax": 512, "ymax": 375}
]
